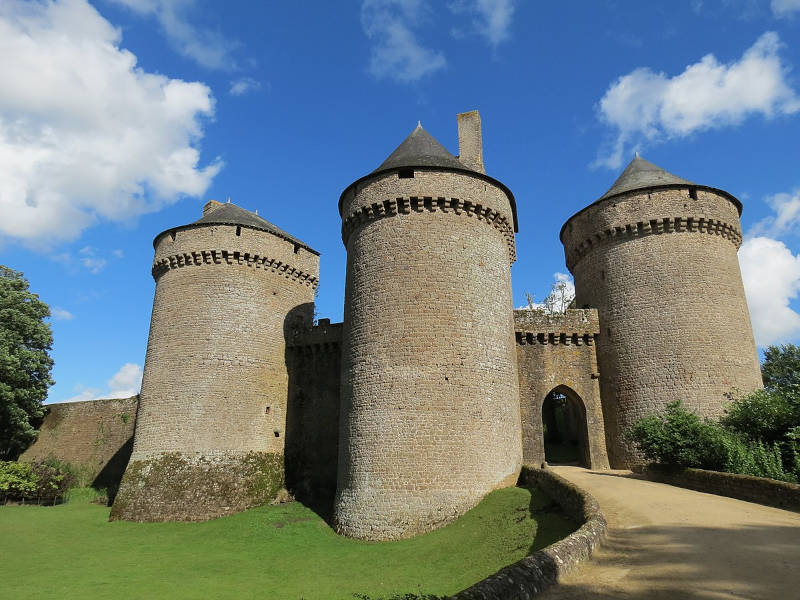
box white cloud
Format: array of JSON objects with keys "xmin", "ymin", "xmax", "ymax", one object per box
[
  {"xmin": 50, "ymin": 307, "xmax": 75, "ymax": 320},
  {"xmin": 107, "ymin": 362, "xmax": 143, "ymax": 398},
  {"xmin": 361, "ymin": 0, "xmax": 446, "ymax": 83},
  {"xmin": 229, "ymin": 77, "xmax": 262, "ymax": 97},
  {"xmin": 749, "ymin": 189, "xmax": 800, "ymax": 238},
  {"xmin": 107, "ymin": 0, "xmax": 238, "ymax": 70},
  {"xmin": 79, "ymin": 246, "xmax": 107, "ymax": 274},
  {"xmin": 449, "ymin": 0, "xmax": 516, "ymax": 46},
  {"xmin": 595, "ymin": 32, "xmax": 800, "ymax": 169},
  {"xmin": 58, "ymin": 362, "xmax": 143, "ymax": 403},
  {"xmin": 740, "ymin": 236, "xmax": 800, "ymax": 346},
  {"xmin": 0, "ymin": 0, "xmax": 221, "ymax": 246},
  {"xmin": 772, "ymin": 0, "xmax": 800, "ymax": 17},
  {"xmin": 60, "ymin": 387, "xmax": 102, "ymax": 403}
]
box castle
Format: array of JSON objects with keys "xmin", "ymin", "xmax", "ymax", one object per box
[{"xmin": 97, "ymin": 110, "xmax": 761, "ymax": 540}]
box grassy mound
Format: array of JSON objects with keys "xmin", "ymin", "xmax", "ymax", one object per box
[{"xmin": 0, "ymin": 485, "xmax": 577, "ymax": 599}]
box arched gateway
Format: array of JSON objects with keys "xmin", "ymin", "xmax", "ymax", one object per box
[{"xmin": 514, "ymin": 309, "xmax": 610, "ymax": 470}]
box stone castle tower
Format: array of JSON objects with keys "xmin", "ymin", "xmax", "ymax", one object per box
[
  {"xmin": 111, "ymin": 200, "xmax": 319, "ymax": 521},
  {"xmin": 334, "ymin": 112, "xmax": 523, "ymax": 540},
  {"xmin": 560, "ymin": 157, "xmax": 763, "ymax": 467},
  {"xmin": 98, "ymin": 110, "xmax": 764, "ymax": 532}
]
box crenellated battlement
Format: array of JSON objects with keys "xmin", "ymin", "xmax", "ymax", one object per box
[
  {"xmin": 341, "ymin": 195, "xmax": 516, "ymax": 264},
  {"xmin": 151, "ymin": 249, "xmax": 319, "ymax": 288},
  {"xmin": 563, "ymin": 215, "xmax": 742, "ymax": 270},
  {"xmin": 288, "ymin": 319, "xmax": 343, "ymax": 354},
  {"xmin": 514, "ymin": 308, "xmax": 600, "ymax": 335}
]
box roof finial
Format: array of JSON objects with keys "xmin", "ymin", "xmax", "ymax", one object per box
[
  {"xmin": 417, "ymin": 120, "xmax": 422, "ymax": 129},
  {"xmin": 254, "ymin": 208, "xmax": 258, "ymax": 215},
  {"xmin": 635, "ymin": 151, "xmax": 640, "ymax": 159},
  {"xmin": 226, "ymin": 196, "xmax": 231, "ymax": 203}
]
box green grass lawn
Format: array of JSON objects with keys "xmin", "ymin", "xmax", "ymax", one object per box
[{"xmin": 0, "ymin": 486, "xmax": 577, "ymax": 600}]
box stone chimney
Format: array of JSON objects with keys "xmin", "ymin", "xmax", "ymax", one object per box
[
  {"xmin": 203, "ymin": 199, "xmax": 223, "ymax": 215},
  {"xmin": 457, "ymin": 110, "xmax": 485, "ymax": 174}
]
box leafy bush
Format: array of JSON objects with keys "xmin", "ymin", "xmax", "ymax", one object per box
[
  {"xmin": 0, "ymin": 459, "xmax": 76, "ymax": 504},
  {"xmin": 627, "ymin": 401, "xmax": 799, "ymax": 482},
  {"xmin": 625, "ymin": 401, "xmax": 726, "ymax": 470},
  {"xmin": 0, "ymin": 460, "xmax": 37, "ymax": 499}
]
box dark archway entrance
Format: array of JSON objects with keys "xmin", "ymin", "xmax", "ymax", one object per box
[{"xmin": 542, "ymin": 385, "xmax": 590, "ymax": 467}]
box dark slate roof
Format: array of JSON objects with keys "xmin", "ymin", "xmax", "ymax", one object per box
[
  {"xmin": 559, "ymin": 155, "xmax": 742, "ymax": 241},
  {"xmin": 599, "ymin": 156, "xmax": 694, "ymax": 200},
  {"xmin": 339, "ymin": 123, "xmax": 519, "ymax": 232},
  {"xmin": 154, "ymin": 202, "xmax": 317, "ymax": 253},
  {"xmin": 372, "ymin": 123, "xmax": 470, "ymax": 173}
]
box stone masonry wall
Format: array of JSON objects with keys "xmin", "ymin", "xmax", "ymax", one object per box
[
  {"xmin": 561, "ymin": 187, "xmax": 762, "ymax": 467},
  {"xmin": 514, "ymin": 310, "xmax": 609, "ymax": 470},
  {"xmin": 285, "ymin": 319, "xmax": 342, "ymax": 505},
  {"xmin": 21, "ymin": 397, "xmax": 137, "ymax": 485},
  {"xmin": 112, "ymin": 219, "xmax": 319, "ymax": 522},
  {"xmin": 335, "ymin": 169, "xmax": 522, "ymax": 540}
]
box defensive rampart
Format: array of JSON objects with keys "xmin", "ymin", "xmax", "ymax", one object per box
[
  {"xmin": 20, "ymin": 397, "xmax": 137, "ymax": 488},
  {"xmin": 285, "ymin": 319, "xmax": 342, "ymax": 505}
]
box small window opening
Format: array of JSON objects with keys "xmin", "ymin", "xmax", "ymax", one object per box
[
  {"xmin": 265, "ymin": 406, "xmax": 271, "ymax": 415},
  {"xmin": 170, "ymin": 231, "xmax": 176, "ymax": 241},
  {"xmin": 689, "ymin": 188, "xmax": 698, "ymax": 200},
  {"xmin": 398, "ymin": 168, "xmax": 414, "ymax": 179},
  {"xmin": 293, "ymin": 243, "xmax": 300, "ymax": 254},
  {"xmin": 273, "ymin": 430, "xmax": 280, "ymax": 438},
  {"xmin": 601, "ymin": 270, "xmax": 605, "ymax": 280},
  {"xmin": 236, "ymin": 226, "xmax": 241, "ymax": 236}
]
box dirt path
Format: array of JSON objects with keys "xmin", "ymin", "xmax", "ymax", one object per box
[{"xmin": 539, "ymin": 466, "xmax": 800, "ymax": 600}]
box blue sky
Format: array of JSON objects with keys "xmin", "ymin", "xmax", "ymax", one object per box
[{"xmin": 2, "ymin": 0, "xmax": 800, "ymax": 403}]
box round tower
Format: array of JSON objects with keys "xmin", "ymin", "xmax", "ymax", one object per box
[
  {"xmin": 560, "ymin": 157, "xmax": 762, "ymax": 468},
  {"xmin": 334, "ymin": 112, "xmax": 523, "ymax": 540},
  {"xmin": 111, "ymin": 200, "xmax": 319, "ymax": 521}
]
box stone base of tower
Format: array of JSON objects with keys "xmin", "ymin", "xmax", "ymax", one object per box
[
  {"xmin": 333, "ymin": 468, "xmax": 520, "ymax": 541},
  {"xmin": 109, "ymin": 451, "xmax": 284, "ymax": 522}
]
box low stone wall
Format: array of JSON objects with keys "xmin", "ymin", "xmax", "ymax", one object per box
[
  {"xmin": 452, "ymin": 465, "xmax": 606, "ymax": 599},
  {"xmin": 637, "ymin": 464, "xmax": 800, "ymax": 513}
]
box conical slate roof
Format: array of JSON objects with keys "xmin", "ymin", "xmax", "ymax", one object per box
[
  {"xmin": 155, "ymin": 202, "xmax": 316, "ymax": 253},
  {"xmin": 339, "ymin": 122, "xmax": 518, "ymax": 231},
  {"xmin": 371, "ymin": 123, "xmax": 471, "ymax": 173},
  {"xmin": 560, "ymin": 155, "xmax": 743, "ymax": 241},
  {"xmin": 599, "ymin": 156, "xmax": 694, "ymax": 201}
]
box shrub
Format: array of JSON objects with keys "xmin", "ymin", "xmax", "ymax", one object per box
[
  {"xmin": 0, "ymin": 459, "xmax": 76, "ymax": 504},
  {"xmin": 0, "ymin": 460, "xmax": 37, "ymax": 500},
  {"xmin": 627, "ymin": 402, "xmax": 798, "ymax": 483},
  {"xmin": 625, "ymin": 401, "xmax": 726, "ymax": 470}
]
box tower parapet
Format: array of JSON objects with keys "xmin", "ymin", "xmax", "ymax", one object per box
[
  {"xmin": 334, "ymin": 114, "xmax": 523, "ymax": 540},
  {"xmin": 111, "ymin": 201, "xmax": 319, "ymax": 522},
  {"xmin": 561, "ymin": 157, "xmax": 762, "ymax": 467}
]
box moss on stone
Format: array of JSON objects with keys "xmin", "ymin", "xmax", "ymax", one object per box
[{"xmin": 110, "ymin": 451, "xmax": 284, "ymax": 522}]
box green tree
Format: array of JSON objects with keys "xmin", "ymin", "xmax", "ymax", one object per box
[
  {"xmin": 761, "ymin": 343, "xmax": 800, "ymax": 391},
  {"xmin": 0, "ymin": 266, "xmax": 54, "ymax": 460}
]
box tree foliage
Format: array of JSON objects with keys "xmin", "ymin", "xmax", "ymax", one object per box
[
  {"xmin": 761, "ymin": 343, "xmax": 800, "ymax": 391},
  {"xmin": 0, "ymin": 266, "xmax": 54, "ymax": 460}
]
